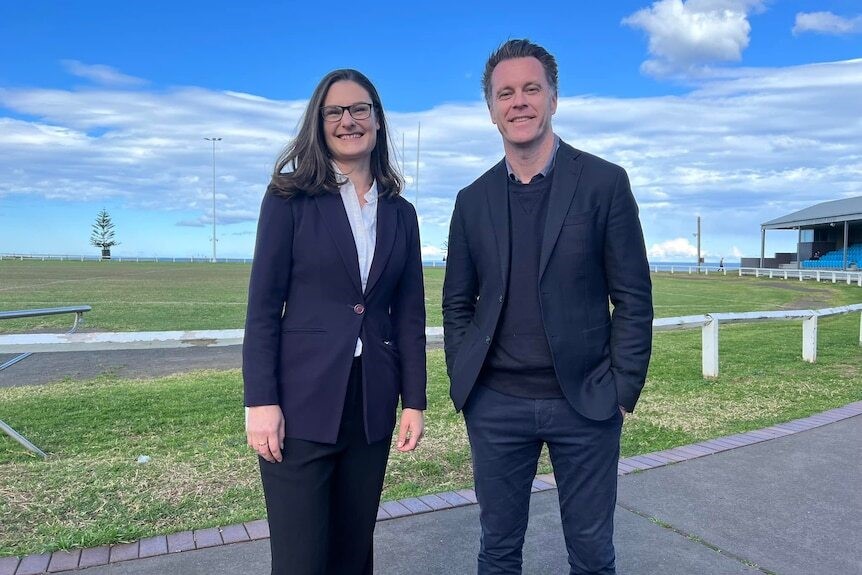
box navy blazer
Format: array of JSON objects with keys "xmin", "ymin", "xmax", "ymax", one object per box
[
  {"xmin": 443, "ymin": 141, "xmax": 653, "ymax": 420},
  {"xmin": 243, "ymin": 188, "xmax": 426, "ymax": 444}
]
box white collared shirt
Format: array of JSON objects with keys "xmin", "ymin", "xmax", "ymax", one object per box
[{"xmin": 338, "ymin": 174, "xmax": 378, "ymax": 356}]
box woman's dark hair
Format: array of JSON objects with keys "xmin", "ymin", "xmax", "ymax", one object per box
[{"xmin": 269, "ymin": 69, "xmax": 403, "ymax": 198}]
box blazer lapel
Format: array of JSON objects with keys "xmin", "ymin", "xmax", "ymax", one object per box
[
  {"xmin": 485, "ymin": 159, "xmax": 511, "ymax": 286},
  {"xmin": 364, "ymin": 194, "xmax": 396, "ymax": 296},
  {"xmin": 539, "ymin": 144, "xmax": 583, "ymax": 279},
  {"xmin": 315, "ymin": 192, "xmax": 363, "ymax": 295}
]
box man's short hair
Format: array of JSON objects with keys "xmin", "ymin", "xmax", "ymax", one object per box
[{"xmin": 482, "ymin": 39, "xmax": 558, "ymax": 105}]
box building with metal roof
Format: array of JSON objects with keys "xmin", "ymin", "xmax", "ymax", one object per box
[{"xmin": 756, "ymin": 196, "xmax": 862, "ymax": 269}]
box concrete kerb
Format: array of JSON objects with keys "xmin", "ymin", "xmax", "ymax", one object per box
[{"xmin": 3, "ymin": 400, "xmax": 861, "ymax": 575}]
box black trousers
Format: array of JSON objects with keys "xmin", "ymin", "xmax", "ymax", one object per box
[{"xmin": 259, "ymin": 357, "xmax": 392, "ymax": 575}]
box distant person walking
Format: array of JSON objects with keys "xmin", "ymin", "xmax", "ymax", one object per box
[
  {"xmin": 719, "ymin": 257, "xmax": 724, "ymax": 268},
  {"xmin": 243, "ymin": 69, "xmax": 426, "ymax": 575},
  {"xmin": 443, "ymin": 40, "xmax": 653, "ymax": 574}
]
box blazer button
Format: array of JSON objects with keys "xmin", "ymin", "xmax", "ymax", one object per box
[
  {"xmin": 484, "ymin": 336, "xmax": 491, "ymax": 345},
  {"xmin": 353, "ymin": 304, "xmax": 365, "ymax": 315},
  {"xmin": 498, "ymin": 295, "xmax": 504, "ymax": 303}
]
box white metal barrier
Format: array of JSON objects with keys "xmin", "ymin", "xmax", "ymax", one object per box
[
  {"xmin": 1, "ymin": 308, "xmax": 860, "ymax": 381},
  {"xmin": 650, "ymin": 265, "xmax": 862, "ymax": 287},
  {"xmin": 652, "ymin": 305, "xmax": 862, "ymax": 378},
  {"xmin": 0, "ymin": 305, "xmax": 92, "ymax": 458}
]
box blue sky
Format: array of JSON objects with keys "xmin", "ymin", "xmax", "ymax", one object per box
[{"xmin": 1, "ymin": 0, "xmax": 861, "ymax": 261}]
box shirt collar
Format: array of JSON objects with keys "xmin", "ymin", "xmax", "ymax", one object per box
[
  {"xmin": 334, "ymin": 163, "xmax": 378, "ymax": 204},
  {"xmin": 506, "ymin": 135, "xmax": 560, "ymax": 182}
]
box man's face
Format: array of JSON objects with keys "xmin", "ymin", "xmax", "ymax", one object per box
[{"xmin": 488, "ymin": 57, "xmax": 557, "ymax": 149}]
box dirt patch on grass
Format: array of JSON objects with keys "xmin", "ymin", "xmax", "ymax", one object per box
[
  {"xmin": 781, "ymin": 297, "xmax": 832, "ymax": 310},
  {"xmin": 745, "ymin": 280, "xmax": 834, "ymax": 310}
]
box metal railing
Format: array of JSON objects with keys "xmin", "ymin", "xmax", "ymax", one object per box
[
  {"xmin": 0, "ymin": 305, "xmax": 91, "ymax": 458},
  {"xmin": 1, "ymin": 305, "xmax": 860, "ymax": 457},
  {"xmin": 653, "ymin": 305, "xmax": 862, "ymax": 377},
  {"xmin": 0, "ymin": 254, "xmax": 252, "ymax": 263},
  {"xmin": 1, "ymin": 307, "xmax": 859, "ymax": 379},
  {"xmin": 650, "ymin": 264, "xmax": 862, "ymax": 286}
]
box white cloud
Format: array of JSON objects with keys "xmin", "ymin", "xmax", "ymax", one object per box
[
  {"xmin": 623, "ymin": 0, "xmax": 765, "ymax": 76},
  {"xmin": 421, "ymin": 245, "xmax": 445, "ymax": 259},
  {"xmin": 648, "ymin": 237, "xmax": 700, "ymax": 259},
  {"xmin": 2, "ymin": 57, "xmax": 862, "ymax": 260},
  {"xmin": 61, "ymin": 60, "xmax": 148, "ymax": 87},
  {"xmin": 793, "ymin": 12, "xmax": 862, "ymax": 36}
]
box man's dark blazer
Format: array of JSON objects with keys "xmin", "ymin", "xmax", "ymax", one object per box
[
  {"xmin": 243, "ymin": 188, "xmax": 426, "ymax": 444},
  {"xmin": 442, "ymin": 140, "xmax": 653, "ymax": 421}
]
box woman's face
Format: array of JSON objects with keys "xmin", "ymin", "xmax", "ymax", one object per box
[{"xmin": 322, "ymin": 80, "xmax": 380, "ymax": 168}]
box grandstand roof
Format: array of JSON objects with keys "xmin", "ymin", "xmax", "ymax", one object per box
[{"xmin": 762, "ymin": 196, "xmax": 862, "ymax": 230}]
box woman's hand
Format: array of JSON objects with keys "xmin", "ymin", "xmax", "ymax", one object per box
[
  {"xmin": 246, "ymin": 405, "xmax": 285, "ymax": 463},
  {"xmin": 396, "ymin": 408, "xmax": 424, "ymax": 452}
]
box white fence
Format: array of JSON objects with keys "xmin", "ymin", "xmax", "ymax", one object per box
[
  {"xmin": 650, "ymin": 265, "xmax": 862, "ymax": 287},
  {"xmin": 0, "ymin": 253, "xmax": 251, "ymax": 263},
  {"xmin": 653, "ymin": 305, "xmax": 862, "ymax": 377},
  {"xmin": 1, "ymin": 308, "xmax": 860, "ymax": 380}
]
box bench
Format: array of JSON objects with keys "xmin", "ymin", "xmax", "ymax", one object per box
[{"xmin": 0, "ymin": 305, "xmax": 92, "ymax": 458}]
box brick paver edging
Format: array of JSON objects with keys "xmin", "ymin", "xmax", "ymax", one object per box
[{"xmin": 3, "ymin": 401, "xmax": 860, "ymax": 575}]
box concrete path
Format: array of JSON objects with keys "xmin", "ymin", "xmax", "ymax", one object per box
[
  {"xmin": 0, "ymin": 347, "xmax": 242, "ymax": 388},
  {"xmin": 3, "ymin": 404, "xmax": 859, "ymax": 575},
  {"xmin": 0, "ymin": 342, "xmax": 443, "ymax": 388}
]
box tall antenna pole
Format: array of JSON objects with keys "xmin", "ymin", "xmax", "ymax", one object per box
[
  {"xmin": 204, "ymin": 137, "xmax": 222, "ymax": 263},
  {"xmin": 415, "ymin": 122, "xmax": 420, "ymax": 217}
]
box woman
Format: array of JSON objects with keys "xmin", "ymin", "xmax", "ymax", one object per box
[{"xmin": 243, "ymin": 69, "xmax": 426, "ymax": 575}]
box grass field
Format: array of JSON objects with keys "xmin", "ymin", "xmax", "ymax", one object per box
[
  {"xmin": 0, "ymin": 259, "xmax": 855, "ymax": 332},
  {"xmin": 1, "ymin": 260, "xmax": 861, "ymax": 557}
]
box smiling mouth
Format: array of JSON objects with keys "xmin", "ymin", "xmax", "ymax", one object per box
[
  {"xmin": 511, "ymin": 117, "xmax": 534, "ymax": 124},
  {"xmin": 337, "ymin": 133, "xmax": 364, "ymax": 139}
]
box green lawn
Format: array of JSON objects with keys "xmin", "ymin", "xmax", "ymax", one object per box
[
  {"xmin": 0, "ymin": 261, "xmax": 861, "ymax": 557},
  {"xmin": 0, "ymin": 260, "xmax": 856, "ymax": 332},
  {"xmin": 0, "ymin": 261, "xmax": 249, "ymax": 333}
]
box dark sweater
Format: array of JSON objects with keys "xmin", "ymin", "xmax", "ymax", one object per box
[{"xmin": 479, "ymin": 171, "xmax": 563, "ymax": 399}]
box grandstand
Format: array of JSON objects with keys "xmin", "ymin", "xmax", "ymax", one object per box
[{"xmin": 742, "ymin": 196, "xmax": 862, "ymax": 270}]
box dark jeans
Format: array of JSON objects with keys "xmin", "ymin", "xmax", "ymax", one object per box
[
  {"xmin": 258, "ymin": 357, "xmax": 392, "ymax": 575},
  {"xmin": 463, "ymin": 384, "xmax": 623, "ymax": 575}
]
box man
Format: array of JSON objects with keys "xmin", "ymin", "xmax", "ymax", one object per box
[{"xmin": 442, "ymin": 39, "xmax": 653, "ymax": 575}]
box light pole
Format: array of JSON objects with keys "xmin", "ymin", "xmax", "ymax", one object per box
[
  {"xmin": 204, "ymin": 137, "xmax": 221, "ymax": 262},
  {"xmin": 692, "ymin": 215, "xmax": 701, "ymax": 272}
]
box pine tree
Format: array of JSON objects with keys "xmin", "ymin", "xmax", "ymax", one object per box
[{"xmin": 90, "ymin": 209, "xmax": 119, "ymax": 259}]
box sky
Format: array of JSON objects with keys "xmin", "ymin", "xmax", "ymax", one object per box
[{"xmin": 1, "ymin": 0, "xmax": 861, "ymax": 262}]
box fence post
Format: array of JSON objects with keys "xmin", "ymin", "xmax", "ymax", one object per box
[
  {"xmin": 816, "ymin": 271, "xmax": 820, "ymax": 282},
  {"xmin": 702, "ymin": 317, "xmax": 719, "ymax": 378},
  {"xmin": 858, "ymin": 312, "xmax": 862, "ymax": 346},
  {"xmin": 831, "ymin": 272, "xmax": 836, "ymax": 284},
  {"xmin": 802, "ymin": 314, "xmax": 817, "ymax": 363}
]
